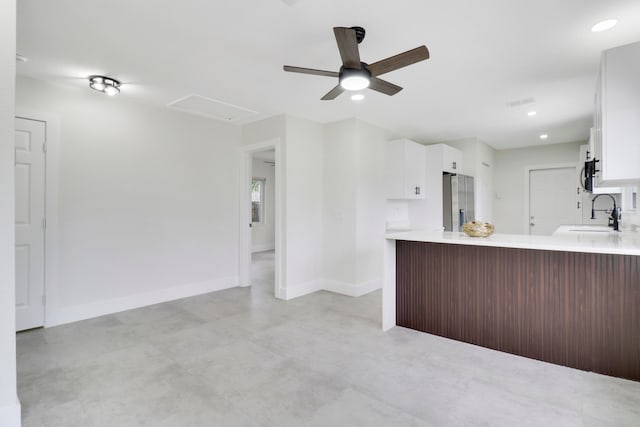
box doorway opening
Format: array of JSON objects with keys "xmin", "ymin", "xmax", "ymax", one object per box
[
  {"xmin": 250, "ymin": 150, "xmax": 276, "ymax": 297},
  {"xmin": 239, "ymin": 139, "xmax": 284, "ymax": 299}
]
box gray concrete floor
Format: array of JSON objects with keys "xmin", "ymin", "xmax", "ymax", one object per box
[{"xmin": 16, "ymin": 250, "xmax": 640, "ymax": 426}]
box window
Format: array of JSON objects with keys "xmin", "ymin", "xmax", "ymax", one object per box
[{"xmin": 251, "ymin": 178, "xmax": 266, "ymax": 223}]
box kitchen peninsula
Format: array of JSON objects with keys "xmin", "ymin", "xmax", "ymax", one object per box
[{"xmin": 383, "ymin": 230, "xmax": 640, "ymax": 381}]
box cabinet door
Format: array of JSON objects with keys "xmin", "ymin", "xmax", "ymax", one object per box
[
  {"xmin": 598, "ymin": 42, "xmax": 640, "ymax": 184},
  {"xmin": 404, "ymin": 141, "xmax": 425, "ymax": 199},
  {"xmin": 385, "ymin": 139, "xmax": 425, "ymax": 200},
  {"xmin": 442, "ymin": 145, "xmax": 462, "ymax": 174}
]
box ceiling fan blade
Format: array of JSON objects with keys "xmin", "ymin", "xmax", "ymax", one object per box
[
  {"xmin": 367, "ymin": 46, "xmax": 430, "ymax": 77},
  {"xmin": 368, "ymin": 77, "xmax": 403, "ymax": 96},
  {"xmin": 321, "ymin": 85, "xmax": 345, "ymax": 100},
  {"xmin": 333, "ymin": 27, "xmax": 361, "ymax": 69},
  {"xmin": 283, "ymin": 65, "xmax": 339, "ymax": 78}
]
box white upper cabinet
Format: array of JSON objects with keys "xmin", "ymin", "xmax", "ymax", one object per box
[
  {"xmin": 441, "ymin": 144, "xmax": 462, "ymax": 174},
  {"xmin": 386, "ymin": 139, "xmax": 426, "ymax": 200},
  {"xmin": 424, "ymin": 143, "xmax": 463, "ymax": 174},
  {"xmin": 593, "ymin": 41, "xmax": 640, "ymax": 185}
]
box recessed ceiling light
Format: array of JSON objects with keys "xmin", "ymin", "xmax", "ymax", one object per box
[
  {"xmin": 351, "ymin": 93, "xmax": 365, "ymax": 101},
  {"xmin": 540, "ymin": 134, "xmax": 549, "ymax": 140},
  {"xmin": 527, "ymin": 111, "xmax": 537, "ymax": 117},
  {"xmin": 591, "ymin": 19, "xmax": 618, "ymax": 32}
]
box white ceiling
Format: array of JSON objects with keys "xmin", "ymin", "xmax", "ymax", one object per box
[{"xmin": 15, "ymin": 0, "xmax": 640, "ymax": 149}]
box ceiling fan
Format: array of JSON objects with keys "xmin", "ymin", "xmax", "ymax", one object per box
[{"xmin": 283, "ymin": 26, "xmax": 430, "ymax": 100}]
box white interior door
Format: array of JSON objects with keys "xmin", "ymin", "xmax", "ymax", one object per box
[
  {"xmin": 15, "ymin": 117, "xmax": 46, "ymax": 331},
  {"xmin": 529, "ymin": 167, "xmax": 577, "ymax": 235}
]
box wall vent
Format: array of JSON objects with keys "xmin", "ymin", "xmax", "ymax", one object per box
[{"xmin": 167, "ymin": 94, "xmax": 258, "ymax": 123}]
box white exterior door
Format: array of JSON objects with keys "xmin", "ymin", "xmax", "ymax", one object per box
[
  {"xmin": 529, "ymin": 167, "xmax": 577, "ymax": 236},
  {"xmin": 15, "ymin": 117, "xmax": 46, "ymax": 331}
]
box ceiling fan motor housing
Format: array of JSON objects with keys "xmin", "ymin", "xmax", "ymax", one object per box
[{"xmin": 351, "ymin": 26, "xmax": 366, "ymax": 44}]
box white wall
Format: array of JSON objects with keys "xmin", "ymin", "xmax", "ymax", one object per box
[
  {"xmin": 16, "ymin": 76, "xmax": 242, "ymax": 325},
  {"xmin": 323, "ymin": 118, "xmax": 391, "ymax": 294},
  {"xmin": 623, "ymin": 198, "xmax": 640, "ymax": 228},
  {"xmin": 323, "ymin": 120, "xmax": 358, "ymax": 284},
  {"xmin": 284, "ymin": 116, "xmax": 324, "ymax": 292},
  {"xmin": 494, "ymin": 141, "xmax": 582, "ymax": 234},
  {"xmin": 0, "ymin": 0, "xmax": 20, "ymax": 425},
  {"xmin": 251, "ymin": 157, "xmax": 275, "ymax": 252},
  {"xmin": 241, "ymin": 115, "xmax": 324, "ymax": 298},
  {"xmin": 354, "ymin": 120, "xmax": 390, "ymax": 287}
]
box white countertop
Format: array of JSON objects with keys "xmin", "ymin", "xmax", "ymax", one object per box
[{"xmin": 385, "ymin": 229, "xmax": 640, "ymax": 256}]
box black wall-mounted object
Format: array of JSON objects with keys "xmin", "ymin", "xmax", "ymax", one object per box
[{"xmin": 584, "ymin": 158, "xmax": 600, "ymax": 192}]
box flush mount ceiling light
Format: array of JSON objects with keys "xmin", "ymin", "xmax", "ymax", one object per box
[
  {"xmin": 591, "ymin": 19, "xmax": 618, "ymax": 32},
  {"xmin": 339, "ymin": 66, "xmax": 371, "ymax": 91},
  {"xmin": 527, "ymin": 111, "xmax": 537, "ymax": 117},
  {"xmin": 89, "ymin": 75, "xmax": 121, "ymax": 96},
  {"xmin": 351, "ymin": 93, "xmax": 365, "ymax": 101},
  {"xmin": 540, "ymin": 134, "xmax": 549, "ymax": 140}
]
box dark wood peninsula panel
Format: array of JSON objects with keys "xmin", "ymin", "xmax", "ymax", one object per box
[{"xmin": 396, "ymin": 241, "xmax": 640, "ymax": 381}]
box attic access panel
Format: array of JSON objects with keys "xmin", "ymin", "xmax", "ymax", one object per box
[{"xmin": 167, "ymin": 94, "xmax": 258, "ymax": 123}]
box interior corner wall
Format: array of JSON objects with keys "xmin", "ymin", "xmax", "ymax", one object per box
[
  {"xmin": 323, "ymin": 119, "xmax": 358, "ymax": 285},
  {"xmin": 493, "ymin": 141, "xmax": 582, "ymax": 234},
  {"xmin": 0, "ymin": 1, "xmax": 20, "ymax": 425},
  {"xmin": 284, "ymin": 116, "xmax": 324, "ymax": 289},
  {"xmin": 354, "ymin": 120, "xmax": 392, "ymax": 286},
  {"xmin": 241, "ymin": 115, "xmax": 286, "ymax": 146},
  {"xmin": 323, "ymin": 118, "xmax": 391, "ymax": 293},
  {"xmin": 251, "ymin": 159, "xmax": 275, "ymax": 252},
  {"xmin": 15, "ymin": 76, "xmax": 242, "ymax": 325}
]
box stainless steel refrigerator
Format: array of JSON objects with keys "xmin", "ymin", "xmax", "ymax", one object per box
[{"xmin": 443, "ymin": 173, "xmax": 475, "ymax": 231}]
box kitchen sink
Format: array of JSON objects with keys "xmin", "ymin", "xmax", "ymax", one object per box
[
  {"xmin": 553, "ymin": 225, "xmax": 615, "ymax": 235},
  {"xmin": 567, "ymin": 226, "xmax": 612, "ymax": 232}
]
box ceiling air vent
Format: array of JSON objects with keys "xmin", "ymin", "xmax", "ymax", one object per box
[
  {"xmin": 167, "ymin": 94, "xmax": 258, "ymax": 123},
  {"xmin": 505, "ymin": 97, "xmax": 535, "ymax": 108}
]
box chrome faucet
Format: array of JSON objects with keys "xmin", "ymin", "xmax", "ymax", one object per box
[{"xmin": 591, "ymin": 194, "xmax": 621, "ymax": 231}]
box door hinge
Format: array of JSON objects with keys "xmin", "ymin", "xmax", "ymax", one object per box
[
  {"xmin": 41, "ymin": 295, "xmax": 46, "ymax": 306},
  {"xmin": 42, "ymin": 218, "xmax": 46, "ymax": 229},
  {"xmin": 577, "ymin": 201, "xmax": 581, "ymax": 209},
  {"xmin": 42, "ymin": 142, "xmax": 47, "ymax": 154}
]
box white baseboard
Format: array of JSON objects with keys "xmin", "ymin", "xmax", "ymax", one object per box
[
  {"xmin": 0, "ymin": 398, "xmax": 21, "ymax": 427},
  {"xmin": 323, "ymin": 279, "xmax": 382, "ymax": 297},
  {"xmin": 45, "ymin": 276, "xmax": 239, "ymax": 327},
  {"xmin": 283, "ymin": 279, "xmax": 324, "ymax": 300},
  {"xmin": 252, "ymin": 243, "xmax": 275, "ymax": 253},
  {"xmin": 284, "ymin": 278, "xmax": 382, "ymax": 300}
]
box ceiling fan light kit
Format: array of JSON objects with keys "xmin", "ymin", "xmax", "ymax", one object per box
[
  {"xmin": 89, "ymin": 75, "xmax": 121, "ymax": 96},
  {"xmin": 283, "ymin": 26, "xmax": 429, "ymax": 100},
  {"xmin": 340, "ymin": 66, "xmax": 371, "ymax": 91}
]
